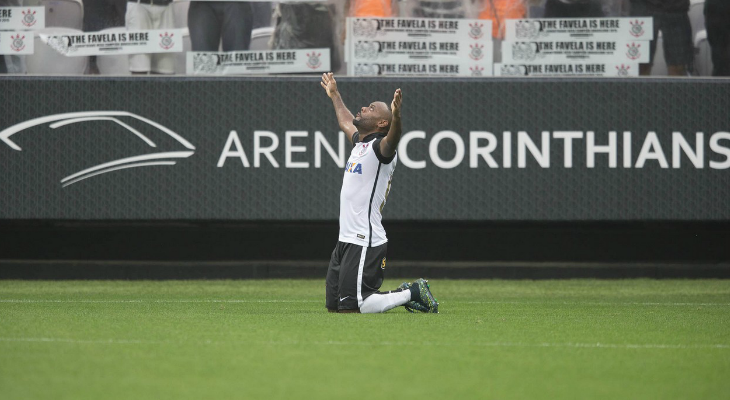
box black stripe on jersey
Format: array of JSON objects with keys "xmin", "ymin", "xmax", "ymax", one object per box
[
  {"xmin": 373, "ymin": 138, "xmax": 396, "ymax": 164},
  {"xmin": 367, "ymin": 162, "xmax": 382, "ymax": 248}
]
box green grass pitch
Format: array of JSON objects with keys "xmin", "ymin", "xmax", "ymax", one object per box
[{"xmin": 1, "ymin": 279, "xmax": 729, "ymax": 399}]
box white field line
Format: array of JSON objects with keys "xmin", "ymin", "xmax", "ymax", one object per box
[
  {"xmin": 0, "ymin": 299, "xmax": 319, "ymax": 303},
  {"xmin": 459, "ymin": 301, "xmax": 730, "ymax": 306},
  {"xmin": 0, "ymin": 337, "xmax": 727, "ymax": 350},
  {"xmin": 0, "ymin": 299, "xmax": 729, "ymax": 306}
]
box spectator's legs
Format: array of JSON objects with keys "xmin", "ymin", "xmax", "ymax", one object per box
[
  {"xmin": 661, "ymin": 12, "xmax": 693, "ymax": 76},
  {"xmin": 127, "ymin": 1, "xmax": 153, "ymax": 74},
  {"xmin": 110, "ymin": 0, "xmax": 128, "ymax": 27},
  {"xmin": 630, "ymin": 1, "xmax": 657, "ymax": 76},
  {"xmin": 544, "ymin": 0, "xmax": 604, "ymax": 18},
  {"xmin": 705, "ymin": 4, "xmax": 730, "ymax": 76},
  {"xmin": 220, "ymin": 2, "xmax": 254, "ymax": 51},
  {"xmin": 188, "ymin": 1, "xmax": 222, "ymax": 51},
  {"xmin": 149, "ymin": 4, "xmax": 176, "ymax": 74}
]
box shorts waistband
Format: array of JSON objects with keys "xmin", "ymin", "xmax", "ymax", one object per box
[{"xmin": 131, "ymin": 0, "xmax": 173, "ymax": 6}]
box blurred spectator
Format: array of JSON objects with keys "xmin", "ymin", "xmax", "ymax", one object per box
[
  {"xmin": 188, "ymin": 2, "xmax": 254, "ymax": 51},
  {"xmin": 252, "ymin": 2, "xmax": 274, "ymax": 29},
  {"xmin": 271, "ymin": 1, "xmax": 340, "ymax": 71},
  {"xmin": 84, "ymin": 0, "xmax": 127, "ymax": 74},
  {"xmin": 630, "ymin": 0, "xmax": 692, "ymax": 76},
  {"xmin": 705, "ymin": 0, "xmax": 730, "ymax": 76},
  {"xmin": 342, "ymin": 0, "xmax": 396, "ymax": 46},
  {"xmin": 477, "ymin": 0, "xmax": 527, "ymax": 39},
  {"xmin": 544, "ymin": 0, "xmax": 605, "ymax": 18},
  {"xmin": 1, "ymin": 0, "xmax": 25, "ymax": 74},
  {"xmin": 85, "ymin": 0, "xmax": 127, "ymax": 31},
  {"xmin": 410, "ymin": 0, "xmax": 467, "ymax": 19},
  {"xmin": 348, "ymin": 0, "xmax": 395, "ymax": 17},
  {"xmin": 126, "ymin": 0, "xmax": 175, "ymax": 74}
]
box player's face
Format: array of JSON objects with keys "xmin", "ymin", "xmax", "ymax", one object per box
[{"xmin": 353, "ymin": 102, "xmax": 389, "ymax": 130}]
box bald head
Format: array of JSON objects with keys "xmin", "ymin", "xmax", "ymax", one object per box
[{"xmin": 353, "ymin": 101, "xmax": 393, "ymax": 134}]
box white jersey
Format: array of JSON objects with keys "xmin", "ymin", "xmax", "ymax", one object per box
[{"xmin": 339, "ymin": 132, "xmax": 397, "ymax": 247}]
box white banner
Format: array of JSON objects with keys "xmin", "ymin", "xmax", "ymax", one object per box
[
  {"xmin": 353, "ymin": 61, "xmax": 492, "ymax": 77},
  {"xmin": 187, "ymin": 48, "xmax": 330, "ymax": 75},
  {"xmin": 347, "ymin": 17, "xmax": 492, "ymax": 76},
  {"xmin": 502, "ymin": 40, "xmax": 650, "ymax": 64},
  {"xmin": 494, "ymin": 63, "xmax": 639, "ymax": 77},
  {"xmin": 350, "ymin": 39, "xmax": 492, "ymax": 63},
  {"xmin": 0, "ymin": 7, "xmax": 44, "ymax": 31},
  {"xmin": 505, "ymin": 18, "xmax": 654, "ymax": 41},
  {"xmin": 40, "ymin": 29, "xmax": 184, "ymax": 56},
  {"xmin": 348, "ymin": 17, "xmax": 491, "ymax": 39},
  {"xmin": 0, "ymin": 31, "xmax": 33, "ymax": 54}
]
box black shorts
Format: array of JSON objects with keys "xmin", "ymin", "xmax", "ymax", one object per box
[
  {"xmin": 326, "ymin": 241, "xmax": 387, "ymax": 311},
  {"xmin": 631, "ymin": 4, "xmax": 693, "ymax": 66}
]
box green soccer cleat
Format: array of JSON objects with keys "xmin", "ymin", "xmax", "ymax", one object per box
[
  {"xmin": 412, "ymin": 278, "xmax": 439, "ymax": 313},
  {"xmin": 398, "ymin": 282, "xmax": 429, "ymax": 313}
]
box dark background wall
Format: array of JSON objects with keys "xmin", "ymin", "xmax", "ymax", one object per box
[
  {"xmin": 1, "ymin": 77, "xmax": 728, "ymax": 278},
  {"xmin": 1, "ymin": 220, "xmax": 728, "ymax": 279}
]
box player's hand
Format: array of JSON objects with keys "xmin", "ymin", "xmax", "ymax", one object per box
[
  {"xmin": 391, "ymin": 88, "xmax": 402, "ymax": 118},
  {"xmin": 320, "ymin": 72, "xmax": 339, "ymax": 99}
]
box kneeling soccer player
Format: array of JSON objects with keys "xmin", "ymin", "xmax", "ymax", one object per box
[{"xmin": 320, "ymin": 72, "xmax": 438, "ymax": 314}]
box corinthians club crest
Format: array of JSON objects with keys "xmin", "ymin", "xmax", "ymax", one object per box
[
  {"xmin": 159, "ymin": 32, "xmax": 174, "ymax": 50},
  {"xmin": 629, "ymin": 20, "xmax": 645, "ymax": 38},
  {"xmin": 306, "ymin": 52, "xmax": 321, "ymax": 69},
  {"xmin": 468, "ymin": 22, "xmax": 484, "ymax": 39},
  {"xmin": 21, "ymin": 9, "xmax": 37, "ymax": 27},
  {"xmin": 10, "ymin": 34, "xmax": 25, "ymax": 52},
  {"xmin": 469, "ymin": 43, "xmax": 484, "ymax": 60},
  {"xmin": 626, "ymin": 42, "xmax": 641, "ymax": 60},
  {"xmin": 470, "ymin": 66, "xmax": 484, "ymax": 77},
  {"xmin": 615, "ymin": 64, "xmax": 631, "ymax": 77}
]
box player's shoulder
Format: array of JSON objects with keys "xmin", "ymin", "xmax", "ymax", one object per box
[{"xmin": 371, "ymin": 134, "xmax": 396, "ymax": 164}]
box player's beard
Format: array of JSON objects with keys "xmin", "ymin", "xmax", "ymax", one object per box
[{"xmin": 352, "ymin": 118, "xmax": 361, "ymax": 127}]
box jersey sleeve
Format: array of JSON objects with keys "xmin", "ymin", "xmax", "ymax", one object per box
[
  {"xmin": 373, "ymin": 138, "xmax": 396, "ymax": 164},
  {"xmin": 351, "ymin": 132, "xmax": 360, "ymax": 148}
]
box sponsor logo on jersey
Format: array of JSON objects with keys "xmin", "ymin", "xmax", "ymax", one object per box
[
  {"xmin": 358, "ymin": 142, "xmax": 369, "ymax": 156},
  {"xmin": 345, "ymin": 162, "xmax": 363, "ymax": 174}
]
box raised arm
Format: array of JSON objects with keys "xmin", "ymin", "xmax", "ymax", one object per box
[
  {"xmin": 321, "ymin": 72, "xmax": 358, "ymax": 143},
  {"xmin": 379, "ymin": 88, "xmax": 402, "ymax": 158}
]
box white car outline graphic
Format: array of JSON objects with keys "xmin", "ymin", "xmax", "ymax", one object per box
[{"xmin": 0, "ymin": 111, "xmax": 195, "ymax": 188}]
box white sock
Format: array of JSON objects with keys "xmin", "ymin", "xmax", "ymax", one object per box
[{"xmin": 359, "ymin": 290, "xmax": 411, "ymax": 314}]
